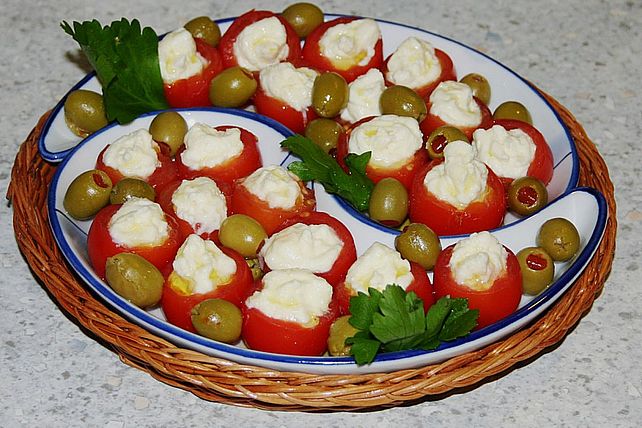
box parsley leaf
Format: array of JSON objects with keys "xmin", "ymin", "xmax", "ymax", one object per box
[
  {"xmin": 62, "ymin": 18, "xmax": 168, "ymax": 124},
  {"xmin": 347, "ymin": 286, "xmax": 479, "ymax": 365},
  {"xmin": 281, "ymin": 135, "xmax": 374, "ymax": 212}
]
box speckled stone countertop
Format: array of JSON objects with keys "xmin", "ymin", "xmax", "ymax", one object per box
[{"xmin": 2, "ymin": 0, "xmax": 640, "ymax": 426}]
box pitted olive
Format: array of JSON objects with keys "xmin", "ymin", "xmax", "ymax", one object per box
[
  {"xmin": 395, "ymin": 223, "xmax": 441, "ymax": 270},
  {"xmin": 219, "ymin": 214, "xmax": 267, "ymax": 258},
  {"xmin": 312, "ymin": 72, "xmax": 349, "ymax": 118},
  {"xmin": 281, "ymin": 3, "xmax": 324, "ymax": 38},
  {"xmin": 536, "ymin": 218, "xmax": 580, "ymax": 262},
  {"xmin": 184, "ymin": 16, "xmax": 221, "ymax": 46},
  {"xmin": 516, "ymin": 247, "xmax": 555, "ymax": 295},
  {"xmin": 327, "ymin": 315, "xmax": 358, "ymax": 356},
  {"xmin": 369, "ymin": 178, "xmax": 409, "ymax": 227},
  {"xmin": 425, "ymin": 125, "xmax": 469, "ymax": 159},
  {"xmin": 459, "ymin": 73, "xmax": 491, "ymax": 106},
  {"xmin": 507, "ymin": 176, "xmax": 548, "ymax": 216},
  {"xmin": 105, "ymin": 253, "xmax": 164, "ymax": 308},
  {"xmin": 191, "ymin": 298, "xmax": 242, "ymax": 343},
  {"xmin": 380, "ymin": 85, "xmax": 427, "ymax": 121},
  {"xmin": 149, "ymin": 111, "xmax": 187, "ymax": 156},
  {"xmin": 109, "ymin": 178, "xmax": 155, "ymax": 204},
  {"xmin": 64, "ymin": 90, "xmax": 108, "ymax": 137},
  {"xmin": 304, "ymin": 118, "xmax": 344, "ymax": 153},
  {"xmin": 493, "ymin": 101, "xmax": 533, "ymax": 125},
  {"xmin": 209, "ymin": 66, "xmax": 257, "ymax": 108},
  {"xmin": 63, "ymin": 169, "xmax": 113, "ymax": 220}
]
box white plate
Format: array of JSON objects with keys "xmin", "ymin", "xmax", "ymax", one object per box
[{"xmin": 48, "ymin": 107, "xmax": 607, "ymax": 374}]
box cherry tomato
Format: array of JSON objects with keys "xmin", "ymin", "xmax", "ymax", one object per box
[
  {"xmin": 218, "ymin": 10, "xmax": 302, "ymax": 70},
  {"xmin": 175, "ymin": 125, "xmax": 262, "ymax": 186},
  {"xmin": 383, "ymin": 48, "xmax": 456, "ymax": 99},
  {"xmin": 433, "ymin": 244, "xmax": 522, "ymax": 329},
  {"xmin": 161, "ymin": 245, "xmax": 254, "ymax": 333},
  {"xmin": 409, "ymin": 160, "xmax": 506, "ymax": 236},
  {"xmin": 87, "ymin": 204, "xmax": 182, "ymax": 279},
  {"xmin": 420, "ymin": 97, "xmax": 493, "ymax": 141},
  {"xmin": 253, "ymin": 85, "xmax": 317, "ymax": 134},
  {"xmin": 301, "ymin": 17, "xmax": 384, "ymax": 83},
  {"xmin": 264, "ymin": 211, "xmax": 357, "ymax": 286},
  {"xmin": 163, "ymin": 38, "xmax": 223, "ymax": 108}
]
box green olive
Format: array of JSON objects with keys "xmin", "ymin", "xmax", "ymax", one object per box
[
  {"xmin": 63, "ymin": 90, "xmax": 108, "ymax": 137},
  {"xmin": 425, "ymin": 126, "xmax": 469, "ymax": 159},
  {"xmin": 219, "ymin": 214, "xmax": 267, "ymax": 258},
  {"xmin": 281, "ymin": 2, "xmax": 324, "ymax": 38},
  {"xmin": 493, "ymin": 101, "xmax": 533, "ymax": 125},
  {"xmin": 190, "ymin": 299, "xmax": 242, "ymax": 343},
  {"xmin": 312, "ymin": 72, "xmax": 349, "ymax": 118},
  {"xmin": 246, "ymin": 257, "xmax": 264, "ymax": 281},
  {"xmin": 327, "ymin": 315, "xmax": 358, "ymax": 356},
  {"xmin": 149, "ymin": 111, "xmax": 187, "ymax": 156},
  {"xmin": 369, "ymin": 178, "xmax": 408, "ymax": 227},
  {"xmin": 379, "ymin": 85, "xmax": 427, "ymax": 121},
  {"xmin": 459, "ymin": 73, "xmax": 491, "ymax": 106},
  {"xmin": 507, "ymin": 176, "xmax": 548, "ymax": 216},
  {"xmin": 109, "ymin": 178, "xmax": 155, "ymax": 205},
  {"xmin": 516, "ymin": 247, "xmax": 555, "ymax": 295},
  {"xmin": 184, "ymin": 16, "xmax": 221, "ymax": 47},
  {"xmin": 536, "ymin": 218, "xmax": 580, "ymax": 262},
  {"xmin": 105, "ymin": 253, "xmax": 164, "ymax": 308},
  {"xmin": 395, "ymin": 223, "xmax": 441, "ymax": 270},
  {"xmin": 209, "ymin": 66, "xmax": 257, "ymax": 108},
  {"xmin": 304, "ymin": 118, "xmax": 344, "ymax": 153},
  {"xmin": 63, "ymin": 169, "xmax": 113, "ymax": 220}
]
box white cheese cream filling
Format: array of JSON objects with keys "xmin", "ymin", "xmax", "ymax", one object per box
[
  {"xmin": 171, "ymin": 177, "xmax": 227, "ymax": 235},
  {"xmin": 245, "ymin": 269, "xmax": 333, "ymax": 325},
  {"xmin": 259, "ymin": 62, "xmax": 318, "ymax": 111},
  {"xmin": 472, "ymin": 125, "xmax": 536, "ymax": 179},
  {"xmin": 345, "ymin": 242, "xmax": 413, "ymax": 294},
  {"xmin": 158, "ymin": 28, "xmax": 207, "ymax": 84},
  {"xmin": 233, "ymin": 16, "xmax": 289, "ymax": 72},
  {"xmin": 386, "ymin": 37, "xmax": 442, "ymax": 89},
  {"xmin": 108, "ymin": 197, "xmax": 169, "ymax": 248},
  {"xmin": 348, "ymin": 114, "xmax": 423, "ymax": 169},
  {"xmin": 241, "ymin": 165, "xmax": 302, "ymax": 210},
  {"xmin": 319, "ymin": 18, "xmax": 381, "ymax": 69},
  {"xmin": 172, "ymin": 234, "xmax": 237, "ymax": 295},
  {"xmin": 339, "ymin": 68, "xmax": 385, "ymax": 123},
  {"xmin": 260, "ymin": 223, "xmax": 344, "ymax": 273},
  {"xmin": 102, "ymin": 129, "xmax": 160, "ymax": 180},
  {"xmin": 429, "ymin": 81, "xmax": 481, "ymax": 128},
  {"xmin": 449, "ymin": 231, "xmax": 508, "ymax": 291},
  {"xmin": 180, "ymin": 123, "xmax": 244, "ymax": 170},
  {"xmin": 424, "ymin": 140, "xmax": 488, "ymax": 209}
]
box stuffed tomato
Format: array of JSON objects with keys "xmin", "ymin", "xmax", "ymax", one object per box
[
  {"xmin": 253, "ymin": 62, "xmax": 318, "ymax": 133},
  {"xmin": 87, "ymin": 197, "xmax": 182, "ymax": 279},
  {"xmin": 409, "ymin": 140, "xmax": 506, "ymax": 236},
  {"xmin": 95, "ymin": 128, "xmax": 178, "ymax": 191},
  {"xmin": 335, "ymin": 242, "xmax": 434, "ymax": 315},
  {"xmin": 230, "ymin": 165, "xmax": 315, "ymax": 235},
  {"xmin": 161, "ymin": 234, "xmax": 254, "ymax": 333},
  {"xmin": 336, "ymin": 114, "xmax": 429, "ymax": 189},
  {"xmin": 259, "ymin": 211, "xmax": 357, "ymax": 287},
  {"xmin": 156, "ymin": 177, "xmax": 232, "ymax": 243},
  {"xmin": 383, "ymin": 37, "xmax": 456, "ymax": 99},
  {"xmin": 302, "ymin": 17, "xmax": 383, "ymax": 83},
  {"xmin": 159, "ymin": 28, "xmax": 223, "ymax": 108},
  {"xmin": 242, "ymin": 269, "xmax": 337, "ymax": 356},
  {"xmin": 420, "ymin": 81, "xmax": 492, "ymax": 141},
  {"xmin": 433, "ymin": 231, "xmax": 522, "ymax": 329},
  {"xmin": 175, "ymin": 123, "xmax": 262, "ymax": 185},
  {"xmin": 218, "ymin": 10, "xmax": 301, "ymax": 72}
]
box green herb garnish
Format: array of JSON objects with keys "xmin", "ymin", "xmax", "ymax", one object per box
[
  {"xmin": 346, "ymin": 285, "xmax": 479, "ymax": 365},
  {"xmin": 61, "ymin": 18, "xmax": 169, "ymax": 124},
  {"xmin": 281, "ymin": 135, "xmax": 374, "ymax": 212}
]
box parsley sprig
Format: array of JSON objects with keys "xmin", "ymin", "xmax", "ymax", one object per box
[
  {"xmin": 280, "ymin": 135, "xmax": 374, "ymax": 212},
  {"xmin": 61, "ymin": 18, "xmax": 168, "ymax": 124},
  {"xmin": 346, "ymin": 285, "xmax": 479, "ymax": 365}
]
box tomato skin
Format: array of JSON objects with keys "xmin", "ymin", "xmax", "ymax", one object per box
[
  {"xmin": 420, "ymin": 97, "xmax": 493, "ymax": 141},
  {"xmin": 409, "ymin": 160, "xmax": 507, "ymax": 236},
  {"xmin": 253, "ymin": 86, "xmax": 317, "ymax": 134},
  {"xmin": 175, "ymin": 125, "xmax": 262, "ymax": 186},
  {"xmin": 242, "ymin": 297, "xmax": 337, "ymax": 356},
  {"xmin": 383, "ymin": 48, "xmax": 456, "ymax": 99},
  {"xmin": 163, "ymin": 38, "xmax": 223, "ymax": 108},
  {"xmin": 336, "ymin": 261, "xmax": 434, "ymax": 316},
  {"xmin": 230, "ymin": 179, "xmax": 316, "ymax": 236},
  {"xmin": 219, "ymin": 10, "xmax": 302, "ymax": 69},
  {"xmin": 336, "ymin": 116, "xmax": 430, "ymax": 189},
  {"xmin": 433, "ymin": 245, "xmax": 522, "ymax": 329},
  {"xmin": 301, "ymin": 17, "xmax": 384, "ymax": 83},
  {"xmin": 491, "ymin": 119, "xmax": 554, "ymax": 186},
  {"xmin": 87, "ymin": 204, "xmax": 182, "ymax": 279},
  {"xmin": 161, "ymin": 246, "xmax": 255, "ymax": 333},
  {"xmin": 264, "ymin": 211, "xmax": 357, "ymax": 286}
]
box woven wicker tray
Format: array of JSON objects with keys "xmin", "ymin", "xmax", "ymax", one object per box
[{"xmin": 8, "ymin": 91, "xmax": 616, "ymax": 411}]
